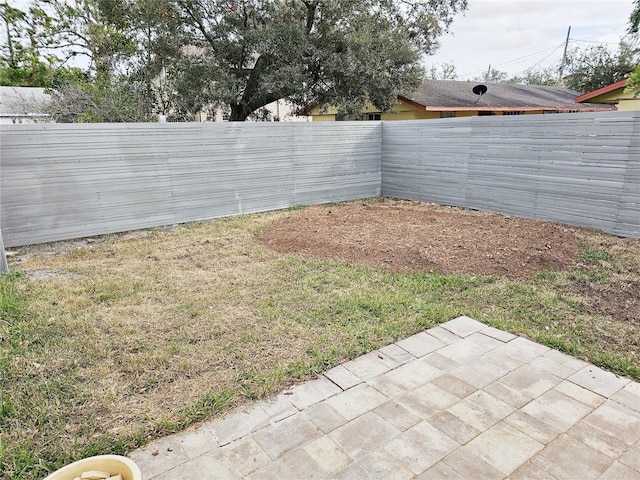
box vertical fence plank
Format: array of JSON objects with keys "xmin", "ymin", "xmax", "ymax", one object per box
[{"xmin": 0, "ymin": 230, "xmax": 8, "ymax": 274}]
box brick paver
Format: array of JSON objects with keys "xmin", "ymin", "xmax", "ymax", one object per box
[{"xmin": 129, "ymin": 317, "xmax": 640, "ymax": 479}]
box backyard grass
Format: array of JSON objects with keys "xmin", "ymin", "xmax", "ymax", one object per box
[{"xmin": 1, "ymin": 200, "xmax": 638, "ymax": 479}]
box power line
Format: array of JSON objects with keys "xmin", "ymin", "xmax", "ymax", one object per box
[
  {"xmin": 571, "ymin": 38, "xmax": 621, "ymax": 45},
  {"xmin": 453, "ymin": 33, "xmax": 627, "ymax": 81},
  {"xmin": 494, "ymin": 45, "xmax": 564, "ymax": 68},
  {"xmin": 528, "ymin": 47, "xmax": 564, "ymax": 70},
  {"xmin": 457, "ymin": 44, "xmax": 564, "ymax": 78}
]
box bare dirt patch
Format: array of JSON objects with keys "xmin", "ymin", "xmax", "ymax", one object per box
[{"xmin": 261, "ymin": 199, "xmax": 581, "ymax": 281}]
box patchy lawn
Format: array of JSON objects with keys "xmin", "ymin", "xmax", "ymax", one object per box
[{"xmin": 1, "ymin": 198, "xmax": 638, "ymax": 479}]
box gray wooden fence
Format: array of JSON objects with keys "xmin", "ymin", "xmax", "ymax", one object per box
[
  {"xmin": 382, "ymin": 111, "xmax": 639, "ymax": 238},
  {"xmin": 1, "ymin": 111, "xmax": 638, "ymax": 253},
  {"xmin": 0, "ymin": 122, "xmax": 381, "ymax": 247}
]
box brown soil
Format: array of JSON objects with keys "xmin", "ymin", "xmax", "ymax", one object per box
[{"xmin": 260, "ymin": 199, "xmax": 581, "ymax": 281}]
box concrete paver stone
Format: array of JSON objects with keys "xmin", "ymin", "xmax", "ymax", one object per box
[
  {"xmin": 446, "ymin": 390, "xmax": 515, "ymax": 431},
  {"xmin": 256, "ymin": 395, "xmax": 298, "ymax": 423},
  {"xmin": 481, "ymin": 347, "xmax": 526, "ymax": 372},
  {"xmin": 383, "ymin": 420, "xmax": 460, "ymax": 475},
  {"xmin": 483, "ymin": 364, "xmax": 561, "ymax": 408},
  {"xmin": 503, "ymin": 410, "xmax": 560, "ymax": 445},
  {"xmin": 566, "ymin": 421, "xmax": 629, "ymax": 459},
  {"xmin": 497, "ymin": 336, "xmax": 550, "ymax": 363},
  {"xmin": 329, "ymin": 463, "xmax": 370, "ymax": 480},
  {"xmin": 208, "ymin": 405, "xmax": 270, "ymax": 446},
  {"xmin": 252, "ymin": 413, "xmax": 322, "ymax": 460},
  {"xmin": 328, "ymin": 411, "xmax": 401, "ymax": 459},
  {"xmin": 356, "ymin": 450, "xmax": 415, "ymax": 480},
  {"xmin": 372, "ymin": 400, "xmax": 422, "ymax": 431},
  {"xmin": 508, "ymin": 461, "xmax": 558, "ymax": 480},
  {"xmin": 466, "ymin": 331, "xmax": 505, "ymax": 350},
  {"xmin": 424, "ymin": 325, "xmax": 463, "ymax": 345},
  {"xmin": 440, "ymin": 315, "xmax": 484, "ymax": 337},
  {"xmin": 530, "ymin": 433, "xmax": 613, "ymax": 480},
  {"xmin": 323, "ymin": 365, "xmax": 362, "ymax": 391},
  {"xmin": 246, "ymin": 450, "xmax": 327, "ymax": 480},
  {"xmin": 368, "ymin": 359, "xmax": 439, "ymax": 397},
  {"xmin": 127, "ymin": 318, "xmax": 640, "ymax": 480},
  {"xmin": 394, "ymin": 331, "xmax": 446, "ymax": 358},
  {"xmin": 460, "ymin": 421, "xmax": 544, "ymax": 475},
  {"xmin": 568, "ymin": 365, "xmax": 630, "ymax": 398},
  {"xmin": 342, "ymin": 350, "xmax": 399, "ymax": 381},
  {"xmin": 430, "ymin": 373, "xmax": 477, "ymax": 399},
  {"xmin": 554, "ymin": 379, "xmax": 606, "ymax": 409},
  {"xmin": 478, "ymin": 325, "xmax": 517, "ymax": 343},
  {"xmin": 154, "ymin": 450, "xmax": 238, "ymax": 480},
  {"xmin": 415, "ymin": 461, "xmax": 466, "ymax": 480},
  {"xmin": 598, "ymin": 461, "xmax": 640, "ymax": 480},
  {"xmin": 420, "ymin": 351, "xmax": 462, "ymax": 371},
  {"xmin": 449, "ymin": 356, "xmax": 509, "ymax": 389},
  {"xmin": 521, "ymin": 388, "xmax": 593, "ymax": 432},
  {"xmin": 610, "ymin": 381, "xmax": 640, "ymax": 411},
  {"xmin": 129, "ymin": 436, "xmax": 192, "ymax": 480},
  {"xmin": 286, "ymin": 376, "xmax": 342, "ymax": 410},
  {"xmin": 378, "ymin": 343, "xmax": 415, "ymax": 365},
  {"xmin": 302, "ymin": 435, "xmax": 352, "ymax": 476},
  {"xmin": 436, "ymin": 336, "xmax": 494, "ymax": 364},
  {"xmin": 302, "ymin": 400, "xmax": 349, "ymax": 434},
  {"xmin": 324, "ymin": 383, "xmax": 388, "ymax": 420},
  {"xmin": 398, "ymin": 382, "xmax": 461, "ymax": 419},
  {"xmin": 618, "ymin": 440, "xmax": 640, "ymax": 471},
  {"xmin": 441, "ymin": 448, "xmax": 506, "ymax": 479},
  {"xmin": 426, "ymin": 410, "xmax": 481, "ymax": 445},
  {"xmin": 529, "ymin": 348, "xmax": 588, "ymax": 379},
  {"xmin": 582, "ymin": 399, "xmax": 640, "ymax": 445},
  {"xmin": 219, "ymin": 436, "xmax": 271, "ymax": 476}
]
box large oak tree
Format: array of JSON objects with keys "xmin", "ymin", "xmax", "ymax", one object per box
[{"xmin": 170, "ymin": 0, "xmax": 468, "ymax": 120}]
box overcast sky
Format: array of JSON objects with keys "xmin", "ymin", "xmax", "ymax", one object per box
[{"xmin": 430, "ymin": 0, "xmax": 636, "ymax": 80}]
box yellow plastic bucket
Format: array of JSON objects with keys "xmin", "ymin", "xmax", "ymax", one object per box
[{"xmin": 43, "ymin": 455, "xmax": 141, "ymax": 480}]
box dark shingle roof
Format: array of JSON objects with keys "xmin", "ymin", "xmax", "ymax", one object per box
[{"xmin": 400, "ymin": 80, "xmax": 613, "ymax": 111}]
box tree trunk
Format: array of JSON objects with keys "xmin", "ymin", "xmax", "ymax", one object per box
[{"xmin": 229, "ymin": 102, "xmax": 252, "ymax": 121}]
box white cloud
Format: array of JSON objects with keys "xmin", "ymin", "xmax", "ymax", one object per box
[{"xmin": 431, "ymin": 0, "xmax": 635, "ymax": 79}]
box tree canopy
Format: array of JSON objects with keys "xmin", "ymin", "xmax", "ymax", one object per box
[
  {"xmin": 2, "ymin": 0, "xmax": 469, "ymax": 121},
  {"xmin": 630, "ymin": 0, "xmax": 640, "ymax": 34},
  {"xmin": 563, "ymin": 39, "xmax": 639, "ymax": 94},
  {"xmin": 168, "ymin": 0, "xmax": 468, "ymax": 120}
]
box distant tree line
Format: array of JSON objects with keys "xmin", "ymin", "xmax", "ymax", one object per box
[{"xmin": 428, "ymin": 37, "xmax": 639, "ymax": 94}]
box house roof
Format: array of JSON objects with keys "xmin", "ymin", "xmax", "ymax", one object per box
[
  {"xmin": 574, "ymin": 79, "xmax": 628, "ymax": 103},
  {"xmin": 0, "ymin": 86, "xmax": 50, "ymax": 117},
  {"xmin": 399, "ymin": 79, "xmax": 614, "ymax": 112}
]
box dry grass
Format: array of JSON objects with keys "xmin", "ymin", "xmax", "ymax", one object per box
[{"xmin": 1, "ymin": 200, "xmax": 638, "ymax": 479}]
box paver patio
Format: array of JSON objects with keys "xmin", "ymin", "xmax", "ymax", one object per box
[{"xmin": 129, "ymin": 316, "xmax": 640, "ymax": 479}]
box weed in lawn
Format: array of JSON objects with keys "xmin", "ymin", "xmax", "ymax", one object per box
[{"xmin": 581, "ymin": 248, "xmax": 614, "ymax": 265}]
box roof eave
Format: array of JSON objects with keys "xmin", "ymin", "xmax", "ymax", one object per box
[{"xmin": 575, "ymin": 79, "xmax": 628, "ymax": 103}]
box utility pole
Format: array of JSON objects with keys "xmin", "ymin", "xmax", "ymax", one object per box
[
  {"xmin": 485, "ymin": 64, "xmax": 491, "ymax": 82},
  {"xmin": 557, "ymin": 26, "xmax": 571, "ymax": 86}
]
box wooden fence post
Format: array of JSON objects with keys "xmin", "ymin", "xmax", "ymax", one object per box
[{"xmin": 0, "ymin": 229, "xmax": 9, "ymax": 274}]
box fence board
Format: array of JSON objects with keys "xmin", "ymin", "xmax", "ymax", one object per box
[
  {"xmin": 1, "ymin": 122, "xmax": 381, "ymax": 247},
  {"xmin": 381, "ymin": 111, "xmax": 639, "ymax": 238}
]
